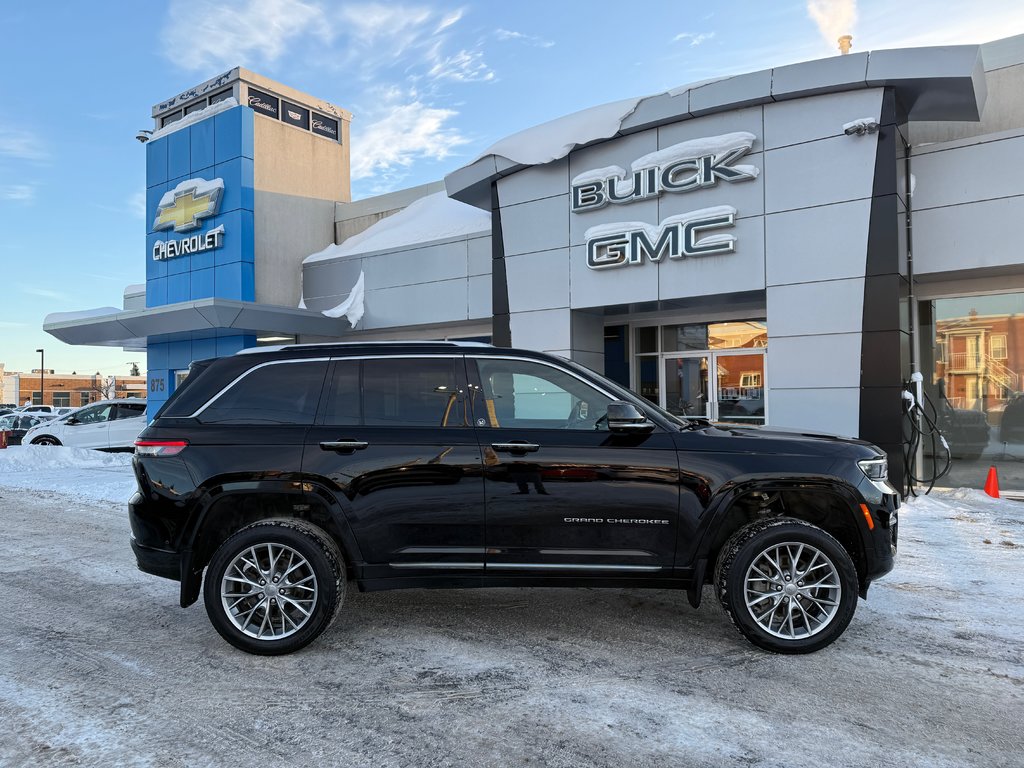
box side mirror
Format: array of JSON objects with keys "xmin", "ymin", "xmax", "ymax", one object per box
[
  {"xmin": 606, "ymin": 401, "xmax": 656, "ymax": 434},
  {"xmin": 66, "ymin": 417, "xmax": 79, "ymax": 425}
]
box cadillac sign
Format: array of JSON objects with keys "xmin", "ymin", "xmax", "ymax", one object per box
[{"xmin": 572, "ymin": 132, "xmax": 759, "ymax": 270}]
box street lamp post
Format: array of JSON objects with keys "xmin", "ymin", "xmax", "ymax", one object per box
[{"xmin": 35, "ymin": 349, "xmax": 44, "ymax": 406}]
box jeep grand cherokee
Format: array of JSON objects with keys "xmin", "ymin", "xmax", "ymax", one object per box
[{"xmin": 129, "ymin": 342, "xmax": 898, "ymax": 655}]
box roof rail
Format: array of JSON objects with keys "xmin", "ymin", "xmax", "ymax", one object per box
[{"xmin": 236, "ymin": 340, "xmax": 494, "ymax": 355}]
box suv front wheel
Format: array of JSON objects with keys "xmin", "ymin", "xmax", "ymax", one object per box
[
  {"xmin": 715, "ymin": 518, "xmax": 858, "ymax": 654},
  {"xmin": 203, "ymin": 519, "xmax": 346, "ymax": 655}
]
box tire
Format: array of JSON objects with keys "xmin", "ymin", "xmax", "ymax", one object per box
[
  {"xmin": 202, "ymin": 519, "xmax": 345, "ymax": 655},
  {"xmin": 714, "ymin": 518, "xmax": 858, "ymax": 654},
  {"xmin": 31, "ymin": 436, "xmax": 62, "ymax": 446}
]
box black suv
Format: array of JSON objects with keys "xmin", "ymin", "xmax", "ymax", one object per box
[{"xmin": 130, "ymin": 342, "xmax": 898, "ymax": 655}]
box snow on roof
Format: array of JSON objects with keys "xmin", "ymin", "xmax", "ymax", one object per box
[
  {"xmin": 44, "ymin": 307, "xmax": 121, "ymax": 324},
  {"xmin": 149, "ymin": 97, "xmax": 239, "ymax": 141},
  {"xmin": 303, "ymin": 192, "xmax": 491, "ymax": 265},
  {"xmin": 474, "ymin": 96, "xmax": 643, "ymax": 166}
]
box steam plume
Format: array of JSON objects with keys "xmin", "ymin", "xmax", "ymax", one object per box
[{"xmin": 806, "ymin": 0, "xmax": 857, "ymax": 49}]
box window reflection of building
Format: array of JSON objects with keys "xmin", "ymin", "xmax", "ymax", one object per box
[{"xmin": 934, "ymin": 311, "xmax": 1023, "ymax": 418}]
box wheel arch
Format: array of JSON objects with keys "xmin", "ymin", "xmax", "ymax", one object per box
[
  {"xmin": 694, "ymin": 477, "xmax": 871, "ymax": 601},
  {"xmin": 178, "ymin": 478, "xmax": 362, "ymax": 608}
]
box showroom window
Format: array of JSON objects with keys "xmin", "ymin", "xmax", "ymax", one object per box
[
  {"xmin": 53, "ymin": 392, "xmax": 70, "ymax": 408},
  {"xmin": 921, "ymin": 292, "xmax": 1024, "ymax": 490},
  {"xmin": 626, "ymin": 320, "xmax": 767, "ymax": 424}
]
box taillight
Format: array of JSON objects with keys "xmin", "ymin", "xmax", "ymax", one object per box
[{"xmin": 134, "ymin": 439, "xmax": 189, "ymax": 457}]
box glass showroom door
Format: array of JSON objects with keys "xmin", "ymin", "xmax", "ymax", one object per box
[
  {"xmin": 661, "ymin": 355, "xmax": 712, "ymax": 418},
  {"xmin": 713, "ymin": 349, "xmax": 766, "ymax": 425},
  {"xmin": 661, "ymin": 350, "xmax": 766, "ymax": 423}
]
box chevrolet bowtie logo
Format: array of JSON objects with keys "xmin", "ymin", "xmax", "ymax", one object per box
[{"xmin": 153, "ymin": 177, "xmax": 225, "ymax": 233}]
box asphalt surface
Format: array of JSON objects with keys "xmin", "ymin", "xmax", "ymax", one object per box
[{"xmin": 0, "ymin": 485, "xmax": 1021, "ymax": 767}]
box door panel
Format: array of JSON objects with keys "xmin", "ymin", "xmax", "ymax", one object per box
[
  {"xmin": 303, "ymin": 356, "xmax": 485, "ymax": 580},
  {"xmin": 469, "ymin": 356, "xmax": 680, "ymax": 574},
  {"xmin": 64, "ymin": 403, "xmax": 115, "ymax": 448}
]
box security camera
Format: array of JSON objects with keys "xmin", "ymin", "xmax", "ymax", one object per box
[
  {"xmin": 843, "ymin": 118, "xmax": 879, "ymax": 136},
  {"xmin": 136, "ymin": 130, "xmax": 153, "ymax": 143}
]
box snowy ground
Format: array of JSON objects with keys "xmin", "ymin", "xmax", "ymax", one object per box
[{"xmin": 0, "ymin": 446, "xmax": 1021, "ymax": 767}]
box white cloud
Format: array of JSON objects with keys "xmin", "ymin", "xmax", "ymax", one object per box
[
  {"xmin": 351, "ymin": 100, "xmax": 470, "ymax": 181},
  {"xmin": 0, "ymin": 128, "xmax": 46, "ymax": 161},
  {"xmin": 337, "ymin": 3, "xmax": 434, "ymax": 47},
  {"xmin": 127, "ymin": 190, "xmax": 146, "ymax": 219},
  {"xmin": 673, "ymin": 32, "xmax": 716, "ymax": 47},
  {"xmin": 435, "ymin": 8, "xmax": 463, "ymax": 33},
  {"xmin": 427, "ymin": 46, "xmax": 495, "ymax": 82},
  {"xmin": 1, "ymin": 184, "xmax": 35, "ymax": 201},
  {"xmin": 806, "ymin": 0, "xmax": 857, "ymax": 49},
  {"xmin": 495, "ymin": 28, "xmax": 554, "ymax": 48},
  {"xmin": 161, "ymin": 0, "xmax": 330, "ymax": 72},
  {"xmin": 19, "ymin": 285, "xmax": 68, "ymax": 301}
]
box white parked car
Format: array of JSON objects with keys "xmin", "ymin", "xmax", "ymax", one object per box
[{"xmin": 24, "ymin": 398, "xmax": 147, "ymax": 450}]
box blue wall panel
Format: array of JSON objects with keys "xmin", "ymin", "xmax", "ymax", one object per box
[
  {"xmin": 167, "ymin": 272, "xmax": 190, "ymax": 303},
  {"xmin": 146, "ymin": 138, "xmax": 167, "ymax": 187},
  {"xmin": 146, "ymin": 277, "xmax": 167, "ymax": 307},
  {"xmin": 190, "ymin": 118, "xmax": 215, "ymax": 172},
  {"xmin": 147, "ymin": 369, "xmax": 170, "ymax": 416},
  {"xmin": 167, "ymin": 129, "xmax": 190, "ymax": 180},
  {"xmin": 191, "ymin": 268, "xmax": 215, "ymax": 299},
  {"xmin": 216, "ymin": 334, "xmax": 255, "ymax": 357},
  {"xmin": 191, "ymin": 336, "xmax": 218, "ymax": 361}
]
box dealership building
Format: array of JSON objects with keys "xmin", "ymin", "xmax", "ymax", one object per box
[{"xmin": 45, "ymin": 35, "xmax": 1024, "ymax": 490}]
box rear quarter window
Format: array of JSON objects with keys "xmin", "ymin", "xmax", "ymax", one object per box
[{"xmin": 198, "ymin": 360, "xmax": 328, "ymax": 425}]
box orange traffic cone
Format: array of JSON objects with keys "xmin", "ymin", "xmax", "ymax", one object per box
[{"xmin": 984, "ymin": 466, "xmax": 1000, "ymax": 498}]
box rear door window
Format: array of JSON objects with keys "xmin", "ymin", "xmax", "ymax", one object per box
[{"xmin": 321, "ymin": 357, "xmax": 466, "ymax": 427}]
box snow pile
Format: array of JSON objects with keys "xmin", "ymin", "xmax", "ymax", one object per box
[
  {"xmin": 148, "ymin": 97, "xmax": 239, "ymax": 141},
  {"xmin": 303, "ymin": 192, "xmax": 490, "ymax": 264},
  {"xmin": 0, "ymin": 446, "xmax": 135, "ymax": 505},
  {"xmin": 321, "ymin": 270, "xmax": 365, "ymax": 327},
  {"xmin": 475, "ymin": 96, "xmax": 642, "ymax": 166}
]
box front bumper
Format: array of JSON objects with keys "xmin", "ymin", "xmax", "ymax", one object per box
[{"xmin": 861, "ymin": 483, "xmax": 898, "ymax": 586}]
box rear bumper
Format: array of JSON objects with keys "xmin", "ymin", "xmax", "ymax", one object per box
[{"xmin": 130, "ymin": 537, "xmax": 181, "ymax": 581}]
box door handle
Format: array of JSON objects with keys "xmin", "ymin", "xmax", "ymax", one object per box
[
  {"xmin": 491, "ymin": 441, "xmax": 541, "ymax": 454},
  {"xmin": 319, "ymin": 440, "xmax": 369, "ymax": 454}
]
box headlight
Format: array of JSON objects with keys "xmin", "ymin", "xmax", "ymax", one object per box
[{"xmin": 858, "ymin": 457, "xmax": 888, "ymax": 481}]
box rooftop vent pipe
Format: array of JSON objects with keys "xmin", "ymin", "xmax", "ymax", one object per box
[{"xmin": 838, "ymin": 35, "xmax": 853, "ymax": 55}]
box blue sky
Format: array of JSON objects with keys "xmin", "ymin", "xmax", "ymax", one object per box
[{"xmin": 1, "ymin": 0, "xmax": 1023, "ymax": 375}]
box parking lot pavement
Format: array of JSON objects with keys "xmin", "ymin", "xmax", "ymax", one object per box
[{"xmin": 0, "ymin": 484, "xmax": 1021, "ymax": 767}]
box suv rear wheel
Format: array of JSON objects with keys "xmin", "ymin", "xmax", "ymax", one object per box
[
  {"xmin": 203, "ymin": 519, "xmax": 345, "ymax": 655},
  {"xmin": 715, "ymin": 518, "xmax": 858, "ymax": 654}
]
